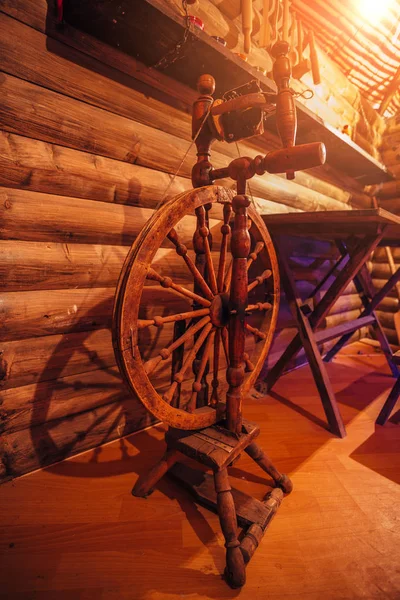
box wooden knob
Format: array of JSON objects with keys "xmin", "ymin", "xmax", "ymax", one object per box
[
  {"xmin": 270, "ymin": 40, "xmax": 290, "ymax": 58},
  {"xmin": 197, "ymin": 74, "xmax": 215, "ymax": 96}
]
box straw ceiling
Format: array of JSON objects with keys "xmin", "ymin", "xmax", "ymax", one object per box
[{"xmin": 292, "ymin": 0, "xmax": 400, "ymax": 116}]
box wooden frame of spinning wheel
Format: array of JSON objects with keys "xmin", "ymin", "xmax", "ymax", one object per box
[{"xmin": 112, "ymin": 184, "xmax": 280, "ymax": 431}]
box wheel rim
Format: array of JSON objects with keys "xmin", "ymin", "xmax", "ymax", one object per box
[{"xmin": 112, "ymin": 185, "xmax": 279, "ymax": 430}]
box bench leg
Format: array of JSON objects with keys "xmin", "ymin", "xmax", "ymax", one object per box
[
  {"xmin": 132, "ymin": 449, "xmax": 180, "ymax": 498},
  {"xmin": 214, "ymin": 468, "xmax": 246, "ymax": 589},
  {"xmin": 245, "ymin": 441, "xmax": 293, "ymax": 494}
]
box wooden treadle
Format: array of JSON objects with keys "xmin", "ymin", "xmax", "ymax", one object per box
[
  {"xmin": 165, "ymin": 419, "xmax": 260, "ymax": 470},
  {"xmin": 169, "ymin": 462, "xmax": 276, "ymax": 530}
]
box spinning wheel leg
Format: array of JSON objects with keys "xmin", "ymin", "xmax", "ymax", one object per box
[
  {"xmin": 132, "ymin": 449, "xmax": 180, "ymax": 498},
  {"xmin": 214, "ymin": 468, "xmax": 246, "ymax": 589},
  {"xmin": 245, "ymin": 442, "xmax": 293, "ymax": 494}
]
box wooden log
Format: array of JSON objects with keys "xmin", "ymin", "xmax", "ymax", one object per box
[
  {"xmin": 381, "ymin": 327, "xmax": 398, "ymax": 346},
  {"xmin": 0, "ymin": 285, "xmax": 190, "ymax": 341},
  {"xmin": 0, "ymin": 328, "xmax": 115, "ymax": 390},
  {"xmin": 0, "ymin": 132, "xmax": 191, "ymax": 208},
  {"xmin": 376, "ymin": 296, "xmax": 399, "ymax": 313},
  {"xmin": 0, "ymin": 366, "xmax": 131, "ymax": 435},
  {"xmin": 0, "ymin": 73, "xmax": 203, "ymax": 175},
  {"xmin": 0, "ymin": 394, "xmax": 154, "ymax": 482},
  {"xmin": 375, "ymin": 310, "xmax": 397, "ymax": 330},
  {"xmin": 0, "ymin": 187, "xmax": 222, "ymax": 247},
  {"xmin": 324, "ymin": 309, "xmax": 362, "ymax": 329},
  {"xmin": 0, "ymin": 76, "xmax": 350, "ymax": 213},
  {"xmin": 0, "ymin": 0, "xmax": 196, "ymax": 112},
  {"xmin": 328, "ymin": 294, "xmax": 363, "ymax": 316},
  {"xmin": 0, "ymin": 241, "xmax": 201, "ymax": 292},
  {"xmin": 0, "ymin": 12, "xmax": 193, "ymax": 143},
  {"xmin": 374, "ymin": 198, "xmax": 400, "ymax": 214},
  {"xmin": 366, "ymin": 181, "xmax": 400, "ymax": 200},
  {"xmin": 371, "ymin": 262, "xmax": 400, "ymax": 280},
  {"xmin": 0, "ymin": 288, "xmax": 114, "ymax": 341},
  {"xmin": 373, "ymin": 247, "xmax": 400, "ymax": 262}
]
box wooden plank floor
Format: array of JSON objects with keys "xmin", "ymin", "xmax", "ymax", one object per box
[{"xmin": 1, "ymin": 342, "xmax": 400, "ymax": 599}]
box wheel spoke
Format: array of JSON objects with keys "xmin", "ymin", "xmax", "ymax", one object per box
[
  {"xmin": 245, "ymin": 323, "xmax": 266, "ymax": 339},
  {"xmin": 168, "ymin": 228, "xmax": 214, "ymax": 301},
  {"xmin": 223, "ymin": 260, "xmax": 233, "ymax": 292},
  {"xmin": 188, "ymin": 330, "xmax": 215, "ymax": 412},
  {"xmin": 138, "ymin": 307, "xmax": 209, "ymax": 329},
  {"xmin": 245, "ymin": 302, "xmax": 272, "ymax": 313},
  {"xmin": 221, "ymin": 326, "xmax": 230, "ymax": 365},
  {"xmin": 243, "ymin": 352, "xmax": 255, "ymax": 372},
  {"xmin": 195, "ymin": 206, "xmax": 218, "ymax": 295},
  {"xmin": 217, "ymin": 203, "xmax": 232, "ymax": 293},
  {"xmin": 163, "ymin": 322, "xmax": 214, "ymax": 404},
  {"xmin": 144, "ymin": 315, "xmax": 211, "ymax": 375},
  {"xmin": 248, "ymin": 269, "xmax": 272, "ymax": 293},
  {"xmin": 247, "ymin": 242, "xmax": 264, "ymax": 270},
  {"xmin": 211, "ymin": 328, "xmax": 221, "ymax": 407},
  {"xmin": 147, "ymin": 267, "xmax": 211, "ymax": 307}
]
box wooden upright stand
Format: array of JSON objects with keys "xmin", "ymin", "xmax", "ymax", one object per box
[
  {"xmin": 132, "ymin": 419, "xmax": 292, "ymax": 588},
  {"xmin": 117, "ymin": 42, "xmax": 326, "ymax": 589}
]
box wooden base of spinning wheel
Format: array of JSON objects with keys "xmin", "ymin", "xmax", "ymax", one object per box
[{"xmin": 132, "ymin": 419, "xmax": 292, "ymax": 589}]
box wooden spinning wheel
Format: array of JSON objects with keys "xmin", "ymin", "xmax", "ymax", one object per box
[
  {"xmin": 112, "ymin": 42, "xmax": 326, "ymax": 589},
  {"xmin": 113, "ymin": 185, "xmax": 279, "ymax": 431}
]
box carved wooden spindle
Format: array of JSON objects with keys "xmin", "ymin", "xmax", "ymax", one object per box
[
  {"xmin": 248, "ymin": 269, "xmax": 272, "ymax": 292},
  {"xmin": 271, "ymin": 40, "xmax": 297, "ymax": 179},
  {"xmin": 147, "ymin": 268, "xmax": 211, "ymax": 307},
  {"xmin": 144, "ymin": 315, "xmax": 211, "ymax": 375},
  {"xmin": 211, "ymin": 328, "xmax": 221, "ymax": 407},
  {"xmin": 245, "ymin": 322, "xmax": 266, "ymax": 339},
  {"xmin": 192, "ymin": 208, "xmax": 213, "ymax": 407},
  {"xmin": 245, "ymin": 442, "xmax": 293, "ymax": 494},
  {"xmin": 188, "ymin": 330, "xmax": 215, "ymax": 412},
  {"xmin": 217, "ymin": 203, "xmax": 232, "ymax": 293},
  {"xmin": 214, "ymin": 468, "xmax": 246, "ymax": 588},
  {"xmin": 137, "ymin": 307, "xmax": 209, "ymax": 329},
  {"xmin": 247, "ymin": 241, "xmax": 264, "ymax": 270},
  {"xmin": 170, "ymin": 320, "xmax": 186, "ymax": 408},
  {"xmin": 246, "ymin": 302, "xmax": 272, "ymax": 312},
  {"xmin": 226, "ymin": 189, "xmax": 251, "ymax": 434},
  {"xmin": 167, "ymin": 228, "xmax": 213, "ymax": 301},
  {"xmin": 195, "ymin": 206, "xmax": 218, "ymax": 295},
  {"xmin": 163, "ymin": 323, "xmax": 213, "ymax": 404}
]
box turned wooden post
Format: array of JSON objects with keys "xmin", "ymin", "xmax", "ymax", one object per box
[
  {"xmin": 245, "ymin": 441, "xmax": 293, "ymax": 494},
  {"xmin": 226, "ymin": 179, "xmax": 251, "ymax": 434},
  {"xmin": 214, "ymin": 468, "xmax": 246, "ymax": 588},
  {"xmin": 132, "ymin": 449, "xmax": 180, "ymax": 498},
  {"xmin": 271, "ymin": 40, "xmax": 297, "ymax": 179}
]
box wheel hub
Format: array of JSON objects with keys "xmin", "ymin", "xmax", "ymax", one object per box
[{"xmin": 210, "ymin": 293, "xmax": 230, "ymax": 328}]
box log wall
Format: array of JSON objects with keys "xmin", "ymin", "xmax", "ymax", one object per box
[{"xmin": 0, "ymin": 0, "xmax": 374, "ymax": 483}]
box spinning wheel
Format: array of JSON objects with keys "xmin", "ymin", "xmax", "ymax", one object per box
[
  {"xmin": 113, "ymin": 184, "xmax": 279, "ymax": 431},
  {"xmin": 112, "ymin": 42, "xmax": 326, "ymax": 589}
]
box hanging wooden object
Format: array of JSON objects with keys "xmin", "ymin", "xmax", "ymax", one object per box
[
  {"xmin": 308, "ymin": 28, "xmax": 321, "ymax": 86},
  {"xmin": 241, "ymin": 0, "xmax": 253, "ymax": 53},
  {"xmin": 112, "ymin": 42, "xmax": 326, "ymax": 588}
]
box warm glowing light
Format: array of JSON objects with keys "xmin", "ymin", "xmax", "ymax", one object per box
[{"xmin": 356, "ymin": 0, "xmax": 392, "ymax": 22}]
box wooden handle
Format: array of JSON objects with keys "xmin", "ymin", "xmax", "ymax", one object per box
[
  {"xmin": 263, "ymin": 142, "xmax": 326, "ymax": 173},
  {"xmin": 242, "ymin": 0, "xmax": 253, "ymax": 53}
]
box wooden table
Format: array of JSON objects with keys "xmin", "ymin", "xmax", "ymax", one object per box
[{"xmin": 260, "ymin": 208, "xmax": 400, "ymax": 438}]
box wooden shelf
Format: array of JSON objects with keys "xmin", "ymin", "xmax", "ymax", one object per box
[{"xmin": 63, "ymin": 0, "xmax": 393, "ymax": 185}]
